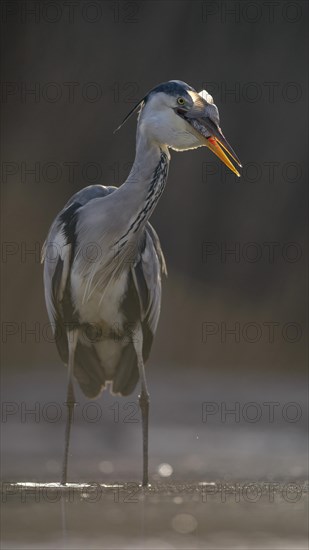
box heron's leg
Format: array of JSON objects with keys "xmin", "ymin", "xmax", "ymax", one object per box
[
  {"xmin": 134, "ymin": 324, "xmax": 149, "ymax": 487},
  {"xmin": 61, "ymin": 329, "xmax": 79, "ymax": 485}
]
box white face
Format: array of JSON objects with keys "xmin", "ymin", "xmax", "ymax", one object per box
[
  {"xmin": 134, "ymin": 84, "xmax": 241, "ymax": 177},
  {"xmin": 138, "ymin": 91, "xmax": 204, "ymax": 151}
]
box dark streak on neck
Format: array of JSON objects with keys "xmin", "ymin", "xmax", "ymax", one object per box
[{"xmin": 114, "ymin": 150, "xmax": 169, "ymax": 250}]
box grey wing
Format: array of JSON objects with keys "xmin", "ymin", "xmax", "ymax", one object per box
[
  {"xmin": 112, "ymin": 222, "xmax": 167, "ymax": 396},
  {"xmin": 41, "ymin": 216, "xmax": 73, "ymax": 362},
  {"xmin": 41, "ymin": 184, "xmax": 117, "ymax": 369},
  {"xmin": 133, "ymin": 222, "xmax": 167, "ymax": 361}
]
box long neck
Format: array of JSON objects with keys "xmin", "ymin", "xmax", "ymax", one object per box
[{"xmin": 114, "ymin": 129, "xmax": 170, "ymax": 245}]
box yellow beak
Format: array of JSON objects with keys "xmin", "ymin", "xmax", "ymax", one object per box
[
  {"xmin": 206, "ymin": 136, "xmax": 241, "ymax": 178},
  {"xmin": 185, "ymin": 91, "xmax": 242, "ymax": 177}
]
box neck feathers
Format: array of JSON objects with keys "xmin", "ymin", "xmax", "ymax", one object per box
[
  {"xmin": 137, "ymin": 149, "xmax": 169, "ymax": 229},
  {"xmin": 115, "ymin": 149, "xmax": 169, "ymax": 249}
]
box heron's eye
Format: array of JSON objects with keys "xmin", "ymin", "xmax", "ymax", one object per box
[{"xmin": 177, "ymin": 97, "xmax": 185, "ymax": 105}]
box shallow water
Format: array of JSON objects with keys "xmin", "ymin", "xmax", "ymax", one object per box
[
  {"xmin": 1, "ymin": 365, "xmax": 308, "ymax": 548},
  {"xmin": 1, "ymin": 481, "xmax": 308, "ymax": 549}
]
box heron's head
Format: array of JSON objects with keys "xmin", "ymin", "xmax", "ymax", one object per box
[{"xmin": 115, "ymin": 80, "xmax": 242, "ymax": 177}]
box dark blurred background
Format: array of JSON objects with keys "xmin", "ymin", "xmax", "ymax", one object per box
[
  {"xmin": 1, "ymin": 0, "xmax": 308, "ymax": 473},
  {"xmin": 1, "ymin": 1, "xmax": 308, "ymax": 547},
  {"xmin": 1, "ymin": 0, "xmax": 307, "ymax": 373}
]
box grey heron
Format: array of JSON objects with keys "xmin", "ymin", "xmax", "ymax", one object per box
[{"xmin": 41, "ymin": 80, "xmax": 241, "ymax": 486}]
